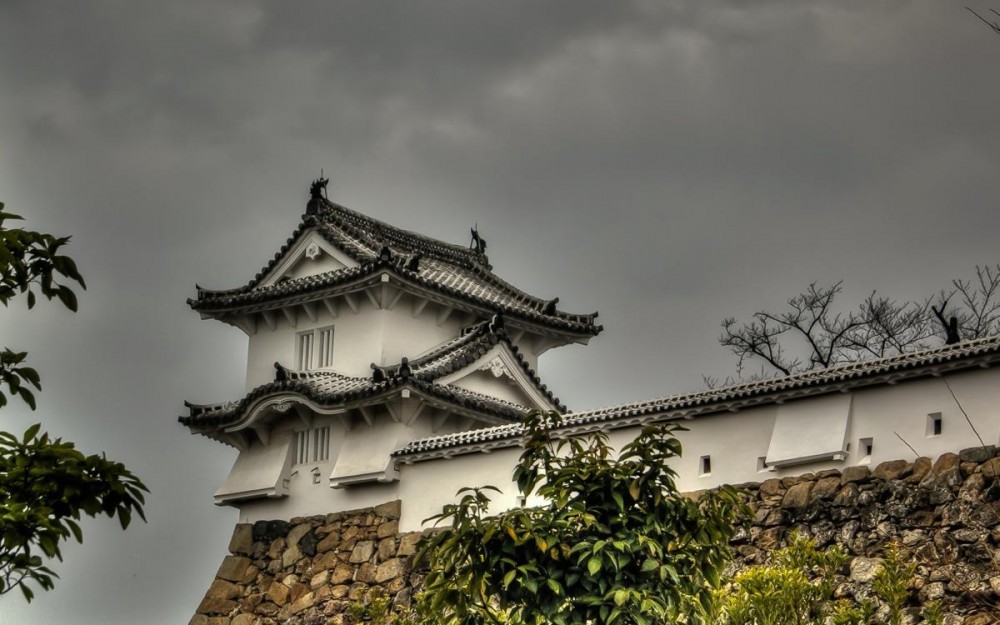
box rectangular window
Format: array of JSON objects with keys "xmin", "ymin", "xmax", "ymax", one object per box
[
  {"xmin": 699, "ymin": 455, "xmax": 712, "ymax": 476},
  {"xmin": 318, "ymin": 328, "xmax": 334, "ymax": 368},
  {"xmin": 295, "ymin": 430, "xmax": 309, "ymax": 465},
  {"xmin": 297, "ymin": 332, "xmax": 314, "ymax": 370},
  {"xmin": 296, "ymin": 327, "xmax": 334, "ymax": 370},
  {"xmin": 859, "ymin": 437, "xmax": 873, "ymax": 464},
  {"xmin": 293, "ymin": 426, "xmax": 332, "ymax": 466},
  {"xmin": 313, "ymin": 426, "xmax": 330, "ymax": 462},
  {"xmin": 927, "ymin": 412, "xmax": 943, "ymax": 437}
]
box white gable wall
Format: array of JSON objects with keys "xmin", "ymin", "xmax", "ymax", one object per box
[
  {"xmin": 245, "ymin": 295, "xmax": 470, "ymax": 388},
  {"xmin": 223, "ymin": 364, "xmax": 1000, "ymax": 532}
]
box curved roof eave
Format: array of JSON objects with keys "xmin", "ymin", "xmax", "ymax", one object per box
[{"xmin": 392, "ymin": 335, "xmax": 1000, "ymax": 462}]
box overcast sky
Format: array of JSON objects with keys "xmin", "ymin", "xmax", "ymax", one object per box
[{"xmin": 3, "ymin": 2, "xmax": 1000, "ymax": 623}]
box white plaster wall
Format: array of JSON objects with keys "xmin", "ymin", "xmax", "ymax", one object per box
[
  {"xmin": 452, "ymin": 370, "xmax": 535, "ymax": 407},
  {"xmin": 229, "ymin": 368, "xmax": 1000, "ymax": 533},
  {"xmin": 398, "ymin": 448, "xmax": 524, "ymax": 531},
  {"xmin": 245, "ymin": 294, "xmax": 468, "ymax": 389},
  {"xmin": 231, "ymin": 404, "xmax": 456, "ymax": 526}
]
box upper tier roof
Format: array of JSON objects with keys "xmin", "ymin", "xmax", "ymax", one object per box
[
  {"xmin": 393, "ymin": 334, "xmax": 1000, "ymax": 461},
  {"xmin": 181, "ymin": 315, "xmax": 565, "ymax": 432},
  {"xmin": 189, "ymin": 194, "xmax": 602, "ymax": 339}
]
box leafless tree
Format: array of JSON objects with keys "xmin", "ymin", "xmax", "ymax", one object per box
[
  {"xmin": 716, "ymin": 266, "xmax": 1000, "ymax": 383},
  {"xmin": 967, "ymin": 6, "xmax": 1000, "ymax": 35},
  {"xmin": 936, "ymin": 264, "xmax": 1000, "ymax": 340},
  {"xmin": 720, "ymin": 282, "xmax": 870, "ymax": 377}
]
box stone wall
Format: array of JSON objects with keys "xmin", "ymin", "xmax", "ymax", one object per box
[
  {"xmin": 732, "ymin": 448, "xmax": 1000, "ymax": 624},
  {"xmin": 190, "ymin": 449, "xmax": 1000, "ymax": 625},
  {"xmin": 189, "ymin": 500, "xmax": 426, "ymax": 625}
]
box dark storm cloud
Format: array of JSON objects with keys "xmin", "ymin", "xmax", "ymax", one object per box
[{"xmin": 3, "ymin": 2, "xmax": 1000, "ymax": 623}]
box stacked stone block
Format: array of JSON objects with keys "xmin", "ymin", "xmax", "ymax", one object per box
[
  {"xmin": 731, "ymin": 448, "xmax": 1000, "ymax": 624},
  {"xmin": 189, "ymin": 500, "xmax": 426, "ymax": 625},
  {"xmin": 191, "ymin": 449, "xmax": 1000, "ymax": 625}
]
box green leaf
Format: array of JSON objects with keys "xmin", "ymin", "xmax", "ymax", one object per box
[
  {"xmin": 22, "ymin": 423, "xmax": 41, "ymax": 443},
  {"xmin": 503, "ymin": 569, "xmax": 516, "ymax": 589},
  {"xmin": 588, "ymin": 556, "xmax": 602, "ymax": 576},
  {"xmin": 628, "ymin": 480, "xmax": 640, "ymax": 500}
]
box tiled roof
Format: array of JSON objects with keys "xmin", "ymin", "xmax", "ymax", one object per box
[
  {"xmin": 392, "ymin": 334, "xmax": 1000, "ymax": 460},
  {"xmin": 189, "ymin": 197, "xmax": 601, "ymax": 338},
  {"xmin": 180, "ymin": 316, "xmax": 557, "ymax": 430}
]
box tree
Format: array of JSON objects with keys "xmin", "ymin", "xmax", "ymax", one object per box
[
  {"xmin": 715, "ymin": 267, "xmax": 1000, "ymax": 382},
  {"xmin": 717, "ymin": 282, "xmax": 934, "ymax": 380},
  {"xmin": 0, "ymin": 203, "xmax": 147, "ymax": 601},
  {"xmin": 416, "ymin": 409, "xmax": 745, "ymax": 625}
]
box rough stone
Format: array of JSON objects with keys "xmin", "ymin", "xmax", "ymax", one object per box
[
  {"xmin": 206, "ymin": 579, "xmax": 240, "ymax": 600},
  {"xmin": 267, "ymin": 537, "xmax": 286, "ymax": 561},
  {"xmin": 781, "ymin": 482, "xmax": 812, "ymax": 509},
  {"xmin": 873, "ymin": 459, "xmax": 911, "ymax": 481},
  {"xmin": 964, "ymin": 614, "xmax": 995, "ymax": 625},
  {"xmin": 317, "ymin": 531, "xmax": 341, "ymax": 553},
  {"xmin": 758, "ymin": 478, "xmax": 784, "ymax": 497},
  {"xmin": 850, "ymin": 557, "xmax": 882, "ymax": 582},
  {"xmin": 397, "ymin": 533, "xmax": 423, "ymax": 557},
  {"xmin": 289, "ymin": 591, "xmax": 316, "ymax": 615},
  {"xmin": 217, "ymin": 556, "xmax": 252, "ymax": 583},
  {"xmin": 919, "ymin": 581, "xmax": 946, "ymax": 602},
  {"xmin": 350, "ymin": 540, "xmax": 375, "ymax": 563},
  {"xmin": 287, "ymin": 523, "xmax": 312, "ymax": 548},
  {"xmin": 253, "ymin": 519, "xmax": 291, "ymax": 543},
  {"xmin": 377, "ymin": 520, "xmax": 399, "ymax": 538},
  {"xmin": 330, "ymin": 564, "xmax": 354, "ymax": 585},
  {"xmin": 907, "ymin": 457, "xmax": 932, "ymax": 483},
  {"xmin": 378, "ymin": 537, "xmax": 396, "ymax": 561},
  {"xmin": 373, "ymin": 500, "xmax": 402, "ymax": 519},
  {"xmin": 841, "ymin": 465, "xmax": 870, "ymax": 484},
  {"xmin": 810, "ymin": 476, "xmax": 841, "ymax": 501},
  {"xmin": 981, "ymin": 457, "xmax": 1000, "ymax": 479},
  {"xmin": 310, "ymin": 570, "xmax": 330, "ymax": 590},
  {"xmin": 930, "ymin": 453, "xmax": 963, "ymax": 488},
  {"xmin": 197, "ymin": 596, "xmax": 239, "ymax": 615},
  {"xmin": 833, "ymin": 483, "xmax": 860, "ymax": 506},
  {"xmin": 228, "ymin": 524, "xmax": 254, "ymax": 555},
  {"xmin": 267, "ymin": 582, "xmax": 290, "ymax": 606},
  {"xmin": 960, "ymin": 446, "xmax": 996, "ymax": 463},
  {"xmin": 375, "ymin": 558, "xmax": 407, "ymax": 583},
  {"xmin": 231, "ymin": 615, "xmax": 256, "ymax": 625},
  {"xmin": 357, "ymin": 562, "xmax": 378, "ymax": 584},
  {"xmin": 282, "ymin": 544, "xmax": 302, "ymax": 569}
]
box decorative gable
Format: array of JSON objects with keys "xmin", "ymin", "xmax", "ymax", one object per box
[
  {"xmin": 438, "ymin": 343, "xmax": 558, "ymax": 411},
  {"xmin": 259, "ymin": 231, "xmax": 358, "ymax": 287}
]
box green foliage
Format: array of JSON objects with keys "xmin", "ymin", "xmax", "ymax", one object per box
[
  {"xmin": 871, "ymin": 542, "xmax": 915, "ymax": 625},
  {"xmin": 417, "ymin": 409, "xmax": 745, "ymax": 625},
  {"xmin": 714, "ymin": 533, "xmax": 849, "ymax": 625},
  {"xmin": 0, "ymin": 425, "xmax": 148, "ymax": 601},
  {"xmin": 346, "ymin": 588, "xmax": 418, "ymax": 625},
  {"xmin": 0, "ymin": 204, "xmax": 85, "ymax": 411},
  {"xmin": 0, "ymin": 202, "xmax": 147, "ymax": 601},
  {"xmin": 715, "ymin": 536, "xmax": 929, "ymax": 625}
]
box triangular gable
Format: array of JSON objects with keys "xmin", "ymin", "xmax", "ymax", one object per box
[
  {"xmin": 437, "ymin": 343, "xmax": 558, "ymax": 412},
  {"xmin": 259, "ymin": 229, "xmax": 359, "ymax": 287}
]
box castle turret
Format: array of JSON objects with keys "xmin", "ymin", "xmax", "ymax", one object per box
[{"xmin": 180, "ymin": 181, "xmax": 601, "ymax": 519}]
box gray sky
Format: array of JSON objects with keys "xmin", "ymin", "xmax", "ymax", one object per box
[{"xmin": 2, "ymin": 2, "xmax": 1000, "ymax": 623}]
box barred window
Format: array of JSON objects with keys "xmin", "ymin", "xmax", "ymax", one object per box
[{"xmin": 293, "ymin": 426, "xmax": 331, "ymax": 465}]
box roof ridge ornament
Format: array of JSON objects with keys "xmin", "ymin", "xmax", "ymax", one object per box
[
  {"xmin": 542, "ymin": 297, "xmax": 559, "ymax": 315},
  {"xmin": 470, "ymin": 224, "xmax": 487, "ymax": 255},
  {"xmin": 274, "ymin": 362, "xmax": 289, "ymax": 382},
  {"xmin": 371, "ymin": 362, "xmax": 389, "ymax": 383},
  {"xmin": 306, "ymin": 174, "xmax": 329, "ymax": 215}
]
